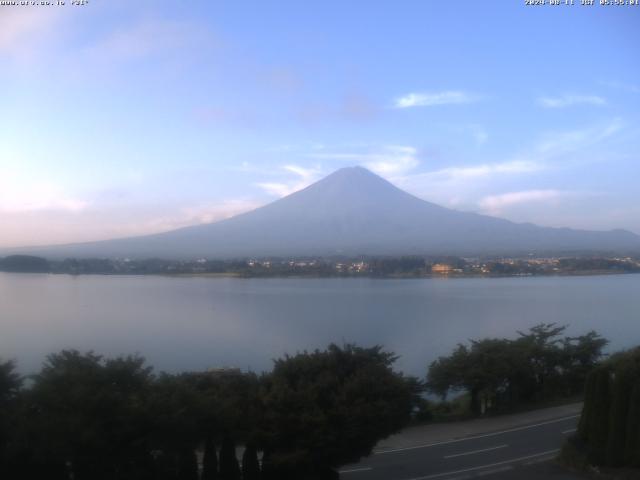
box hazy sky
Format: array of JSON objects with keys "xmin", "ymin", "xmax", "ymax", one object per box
[{"xmin": 1, "ymin": 1, "xmax": 639, "ymax": 248}]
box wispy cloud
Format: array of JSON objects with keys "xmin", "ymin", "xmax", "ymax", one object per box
[
  {"xmin": 479, "ymin": 190, "xmax": 569, "ymax": 215},
  {"xmin": 194, "ymin": 107, "xmax": 260, "ymax": 128},
  {"xmin": 425, "ymin": 160, "xmax": 541, "ymax": 181},
  {"xmin": 0, "ymin": 8, "xmax": 63, "ymax": 60},
  {"xmin": 538, "ymin": 95, "xmax": 606, "ymax": 108},
  {"xmin": 308, "ymin": 145, "xmax": 420, "ymax": 177},
  {"xmin": 296, "ymin": 92, "xmax": 379, "ymax": 124},
  {"xmin": 363, "ymin": 146, "xmax": 419, "ymax": 176},
  {"xmin": 98, "ymin": 199, "xmax": 262, "ymax": 235},
  {"xmin": 256, "ymin": 164, "xmax": 323, "ymax": 197},
  {"xmin": 86, "ymin": 19, "xmax": 209, "ymax": 63},
  {"xmin": 181, "ymin": 200, "xmax": 261, "ymax": 224},
  {"xmin": 394, "ymin": 119, "xmax": 623, "ymax": 208},
  {"xmin": 0, "ymin": 197, "xmax": 262, "ymax": 248},
  {"xmin": 0, "ymin": 171, "xmax": 88, "ymax": 213},
  {"xmin": 536, "ymin": 118, "xmax": 622, "ymax": 155},
  {"xmin": 394, "ymin": 91, "xmax": 477, "ymax": 109},
  {"xmin": 471, "ymin": 125, "xmax": 489, "ymax": 146},
  {"xmin": 600, "ymin": 80, "xmax": 640, "ymax": 94}
]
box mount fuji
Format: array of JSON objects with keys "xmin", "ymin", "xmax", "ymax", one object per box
[{"xmin": 9, "ymin": 167, "xmax": 640, "ymax": 259}]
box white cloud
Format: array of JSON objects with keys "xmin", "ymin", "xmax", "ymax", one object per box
[
  {"xmin": 181, "ymin": 200, "xmax": 260, "ymax": 224},
  {"xmin": 394, "ymin": 119, "xmax": 625, "ymax": 211},
  {"xmin": 536, "ymin": 118, "xmax": 622, "ymax": 155},
  {"xmin": 256, "ymin": 164, "xmax": 323, "ymax": 197},
  {"xmin": 538, "ymin": 95, "xmax": 606, "ymax": 108},
  {"xmin": 86, "ymin": 19, "xmax": 208, "ymax": 63},
  {"xmin": 0, "ymin": 198, "xmax": 262, "ymax": 248},
  {"xmin": 93, "ymin": 199, "xmax": 262, "ymax": 237},
  {"xmin": 362, "ymin": 146, "xmax": 419, "ymax": 176},
  {"xmin": 0, "ymin": 8, "xmax": 63, "ymax": 59},
  {"xmin": 426, "ymin": 160, "xmax": 541, "ymax": 181},
  {"xmin": 601, "ymin": 81, "xmax": 640, "ymax": 94},
  {"xmin": 471, "ymin": 126, "xmax": 488, "ymax": 146},
  {"xmin": 394, "ymin": 91, "xmax": 477, "ymax": 108},
  {"xmin": 479, "ymin": 190, "xmax": 568, "ymax": 215},
  {"xmin": 0, "ymin": 171, "xmax": 88, "ymax": 213},
  {"xmin": 308, "ymin": 145, "xmax": 419, "ymax": 177}
]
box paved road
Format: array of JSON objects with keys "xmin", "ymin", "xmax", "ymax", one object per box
[{"xmin": 339, "ymin": 406, "xmax": 583, "ymax": 480}]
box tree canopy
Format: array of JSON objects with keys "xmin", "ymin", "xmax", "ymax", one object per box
[
  {"xmin": 260, "ymin": 344, "xmax": 419, "ymax": 477},
  {"xmin": 578, "ymin": 347, "xmax": 640, "ymax": 468},
  {"xmin": 0, "ymin": 344, "xmax": 418, "ymax": 480},
  {"xmin": 427, "ymin": 324, "xmax": 608, "ymax": 414}
]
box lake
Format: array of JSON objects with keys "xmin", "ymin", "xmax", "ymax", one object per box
[{"xmin": 1, "ymin": 273, "xmax": 639, "ymax": 376}]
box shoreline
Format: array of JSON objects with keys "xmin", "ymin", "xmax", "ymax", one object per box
[{"xmin": 1, "ymin": 270, "xmax": 639, "ymax": 280}]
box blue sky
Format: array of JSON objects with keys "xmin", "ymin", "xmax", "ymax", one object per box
[{"xmin": 1, "ymin": 1, "xmax": 639, "ymax": 247}]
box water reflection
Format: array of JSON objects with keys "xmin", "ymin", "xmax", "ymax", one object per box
[{"xmin": 1, "ymin": 273, "xmax": 639, "ymax": 376}]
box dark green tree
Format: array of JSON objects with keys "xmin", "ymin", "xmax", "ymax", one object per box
[
  {"xmin": 428, "ymin": 324, "xmax": 608, "ymax": 416},
  {"xmin": 515, "ymin": 323, "xmax": 567, "ymax": 400},
  {"xmin": 426, "ymin": 345, "xmax": 468, "ymax": 400},
  {"xmin": 624, "ymin": 384, "xmax": 640, "ymax": 467},
  {"xmin": 577, "ymin": 347, "xmax": 640, "ymax": 468},
  {"xmin": 241, "ymin": 443, "xmax": 261, "ymax": 480},
  {"xmin": 561, "ymin": 331, "xmax": 608, "ymax": 394},
  {"xmin": 202, "ymin": 438, "xmax": 219, "ymax": 480},
  {"xmin": 0, "ymin": 255, "xmax": 50, "ymax": 273},
  {"xmin": 606, "ymin": 367, "xmax": 634, "ymax": 466},
  {"xmin": 27, "ymin": 350, "xmax": 155, "ymax": 480},
  {"xmin": 0, "ymin": 360, "xmax": 22, "ymax": 477},
  {"xmin": 260, "ymin": 344, "xmax": 418, "ymax": 478},
  {"xmin": 178, "ymin": 448, "xmax": 198, "ymax": 480},
  {"xmin": 581, "ymin": 366, "xmax": 612, "ymax": 464},
  {"xmin": 219, "ymin": 436, "xmax": 241, "ymax": 480}
]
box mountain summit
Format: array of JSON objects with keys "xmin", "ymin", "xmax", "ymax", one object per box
[{"xmin": 11, "ymin": 167, "xmax": 640, "ymax": 259}]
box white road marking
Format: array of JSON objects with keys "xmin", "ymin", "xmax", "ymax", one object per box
[
  {"xmin": 405, "ymin": 449, "xmax": 560, "ymax": 480},
  {"xmin": 562, "ymin": 428, "xmax": 577, "ymax": 434},
  {"xmin": 443, "ymin": 444, "xmax": 508, "ymax": 459},
  {"xmin": 375, "ymin": 415, "xmax": 579, "ymax": 455},
  {"xmin": 476, "ymin": 465, "xmax": 513, "ymax": 476},
  {"xmin": 339, "ymin": 466, "xmax": 373, "ymax": 474}
]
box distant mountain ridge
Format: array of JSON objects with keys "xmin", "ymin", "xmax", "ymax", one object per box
[{"xmin": 7, "ymin": 167, "xmax": 640, "ymax": 259}]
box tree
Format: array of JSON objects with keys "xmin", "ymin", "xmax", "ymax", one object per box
[
  {"xmin": 584, "ymin": 367, "xmax": 612, "ymax": 464},
  {"xmin": 0, "ymin": 255, "xmax": 50, "ymax": 273},
  {"xmin": 27, "ymin": 350, "xmax": 155, "ymax": 480},
  {"xmin": 428, "ymin": 325, "xmax": 608, "ymax": 416},
  {"xmin": 624, "ymin": 384, "xmax": 640, "ymax": 467},
  {"xmin": 0, "ymin": 360, "xmax": 21, "ymax": 404},
  {"xmin": 260, "ymin": 344, "xmax": 418, "ymax": 478},
  {"xmin": 219, "ymin": 436, "xmax": 241, "ymax": 480},
  {"xmin": 606, "ymin": 367, "xmax": 634, "ymax": 466},
  {"xmin": 0, "ymin": 360, "xmax": 22, "ymax": 477},
  {"xmin": 241, "ymin": 443, "xmax": 261, "ymax": 480},
  {"xmin": 515, "ymin": 323, "xmax": 567, "ymax": 400},
  {"xmin": 561, "ymin": 331, "xmax": 608, "ymax": 394},
  {"xmin": 178, "ymin": 448, "xmax": 198, "ymax": 480},
  {"xmin": 202, "ymin": 438, "xmax": 218, "ymax": 480},
  {"xmin": 427, "ymin": 345, "xmax": 468, "ymax": 400},
  {"xmin": 578, "ymin": 347, "xmax": 640, "ymax": 468},
  {"xmin": 428, "ymin": 339, "xmax": 528, "ymax": 413}
]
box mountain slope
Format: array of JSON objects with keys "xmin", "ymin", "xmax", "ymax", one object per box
[{"xmin": 9, "ymin": 167, "xmax": 640, "ymax": 259}]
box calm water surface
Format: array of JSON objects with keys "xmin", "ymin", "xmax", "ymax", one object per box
[{"xmin": 1, "ymin": 273, "xmax": 639, "ymax": 375}]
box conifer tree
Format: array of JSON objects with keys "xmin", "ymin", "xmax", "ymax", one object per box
[
  {"xmin": 587, "ymin": 367, "xmax": 611, "ymax": 465},
  {"xmin": 578, "ymin": 369, "xmax": 596, "ymax": 441},
  {"xmin": 219, "ymin": 436, "xmax": 241, "ymax": 480},
  {"xmin": 624, "ymin": 384, "xmax": 640, "ymax": 467},
  {"xmin": 241, "ymin": 443, "xmax": 261, "ymax": 480},
  {"xmin": 178, "ymin": 448, "xmax": 198, "ymax": 480},
  {"xmin": 606, "ymin": 369, "xmax": 633, "ymax": 466},
  {"xmin": 202, "ymin": 438, "xmax": 218, "ymax": 480}
]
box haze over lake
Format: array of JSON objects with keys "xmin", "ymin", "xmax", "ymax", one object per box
[{"xmin": 1, "ymin": 272, "xmax": 639, "ymax": 376}]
